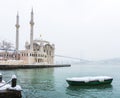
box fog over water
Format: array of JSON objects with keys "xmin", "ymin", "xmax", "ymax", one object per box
[{"xmin": 0, "ymin": 0, "xmax": 120, "ymax": 60}]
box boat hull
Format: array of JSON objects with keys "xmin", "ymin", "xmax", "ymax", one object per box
[{"xmin": 66, "ymin": 79, "xmax": 113, "ymax": 86}]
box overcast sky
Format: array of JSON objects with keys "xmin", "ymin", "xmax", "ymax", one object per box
[{"xmin": 0, "ymin": 0, "xmax": 120, "ymax": 60}]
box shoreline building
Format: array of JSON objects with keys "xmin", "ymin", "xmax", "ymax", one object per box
[
  {"xmin": 0, "ymin": 9, "xmax": 55, "ymax": 65},
  {"xmin": 20, "ymin": 38, "xmax": 55, "ymax": 64}
]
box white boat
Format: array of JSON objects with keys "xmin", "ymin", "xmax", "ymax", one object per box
[{"xmin": 66, "ymin": 76, "xmax": 113, "ymax": 86}]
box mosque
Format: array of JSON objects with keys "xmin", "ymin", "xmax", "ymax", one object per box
[{"xmin": 0, "ymin": 9, "xmax": 55, "ymax": 65}]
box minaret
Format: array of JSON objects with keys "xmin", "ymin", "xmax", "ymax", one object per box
[
  {"xmin": 15, "ymin": 12, "xmax": 20, "ymax": 51},
  {"xmin": 30, "ymin": 8, "xmax": 34, "ymax": 50}
]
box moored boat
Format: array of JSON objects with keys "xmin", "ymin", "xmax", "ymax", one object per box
[{"xmin": 66, "ymin": 76, "xmax": 113, "ymax": 86}]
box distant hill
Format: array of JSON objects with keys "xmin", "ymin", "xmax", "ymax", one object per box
[
  {"xmin": 94, "ymin": 58, "xmax": 120, "ymax": 65},
  {"xmin": 62, "ymin": 58, "xmax": 120, "ymax": 65},
  {"xmin": 55, "ymin": 58, "xmax": 120, "ymax": 65}
]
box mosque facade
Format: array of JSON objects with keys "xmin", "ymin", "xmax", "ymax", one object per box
[{"xmin": 0, "ymin": 9, "xmax": 55, "ymax": 65}]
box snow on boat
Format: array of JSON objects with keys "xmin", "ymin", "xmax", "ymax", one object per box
[{"xmin": 66, "ymin": 76, "xmax": 113, "ymax": 86}]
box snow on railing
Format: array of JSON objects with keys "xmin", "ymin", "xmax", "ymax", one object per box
[{"xmin": 0, "ymin": 74, "xmax": 22, "ymax": 91}]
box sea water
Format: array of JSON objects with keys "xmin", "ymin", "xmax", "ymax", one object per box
[{"xmin": 0, "ymin": 64, "xmax": 120, "ymax": 98}]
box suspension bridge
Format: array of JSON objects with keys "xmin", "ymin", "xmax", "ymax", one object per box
[{"xmin": 55, "ymin": 54, "xmax": 89, "ymax": 63}]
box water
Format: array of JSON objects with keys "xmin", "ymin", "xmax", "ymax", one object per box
[{"xmin": 0, "ymin": 64, "xmax": 120, "ymax": 98}]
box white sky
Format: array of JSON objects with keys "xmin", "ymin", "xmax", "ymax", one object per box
[{"xmin": 0, "ymin": 0, "xmax": 120, "ymax": 60}]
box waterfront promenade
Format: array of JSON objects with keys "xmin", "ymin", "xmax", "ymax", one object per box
[{"xmin": 0, "ymin": 64, "xmax": 71, "ymax": 70}]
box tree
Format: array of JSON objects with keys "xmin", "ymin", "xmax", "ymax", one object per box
[{"xmin": 0, "ymin": 40, "xmax": 14, "ymax": 60}]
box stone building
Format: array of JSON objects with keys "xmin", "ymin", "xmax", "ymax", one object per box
[
  {"xmin": 20, "ymin": 39, "xmax": 55, "ymax": 64},
  {"xmin": 0, "ymin": 9, "xmax": 55, "ymax": 65},
  {"xmin": 19, "ymin": 9, "xmax": 55, "ymax": 64},
  {"xmin": 0, "ymin": 50, "xmax": 15, "ymax": 61}
]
